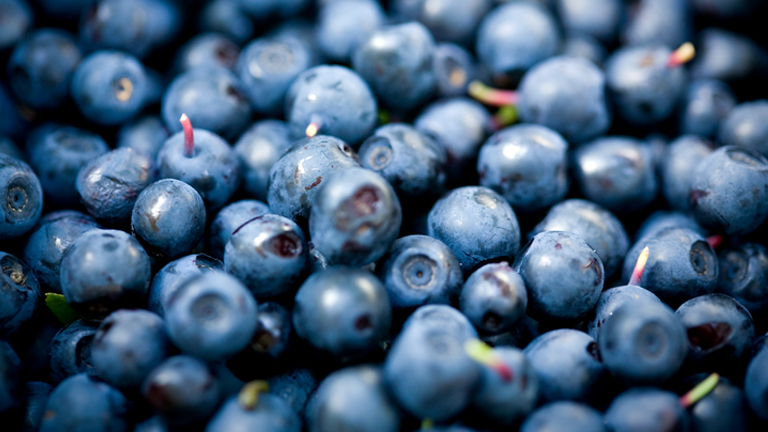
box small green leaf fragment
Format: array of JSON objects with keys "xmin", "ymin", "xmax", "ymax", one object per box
[{"xmin": 44, "ymin": 293, "xmax": 79, "ymax": 326}]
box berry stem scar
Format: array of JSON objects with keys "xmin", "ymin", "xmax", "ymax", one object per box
[
  {"xmin": 180, "ymin": 113, "xmax": 194, "ymax": 158},
  {"xmin": 629, "ymin": 246, "xmax": 649, "ymax": 286},
  {"xmin": 464, "ymin": 338, "xmax": 513, "ymax": 382},
  {"xmin": 468, "ymin": 80, "xmax": 518, "ymax": 107},
  {"xmin": 679, "ymin": 373, "xmax": 719, "ymax": 408},
  {"xmin": 667, "ymin": 42, "xmax": 696, "ymax": 68}
]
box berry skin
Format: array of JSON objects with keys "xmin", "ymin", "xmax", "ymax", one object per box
[
  {"xmin": 164, "ymin": 273, "xmax": 258, "ymax": 362},
  {"xmin": 717, "ymin": 242, "xmax": 768, "ymax": 315},
  {"xmin": 149, "ymin": 253, "xmax": 224, "ymax": 317},
  {"xmin": 517, "ymin": 56, "xmax": 612, "ymax": 144},
  {"xmin": 680, "ymin": 79, "xmax": 736, "ymax": 139},
  {"xmin": 284, "ymin": 65, "xmax": 377, "ymax": 145},
  {"xmin": 689, "ymin": 146, "xmax": 768, "ymax": 236},
  {"xmin": 521, "ymin": 401, "xmax": 606, "ymax": 432},
  {"xmin": 598, "ymin": 301, "xmax": 687, "ymax": 384},
  {"xmin": 317, "ymin": 0, "xmax": 385, "ymax": 63},
  {"xmin": 460, "ymin": 262, "xmax": 527, "ymax": 335},
  {"xmin": 60, "ymin": 229, "xmax": 152, "ymax": 321},
  {"xmin": 205, "ymin": 393, "xmax": 301, "ymax": 432},
  {"xmin": 70, "ymin": 50, "xmax": 149, "ymax": 126},
  {"xmin": 718, "ymin": 100, "xmax": 768, "ymax": 157},
  {"xmin": 0, "ymin": 154, "xmax": 43, "ymax": 240},
  {"xmin": 293, "ymin": 267, "xmax": 391, "ymax": 360},
  {"xmin": 209, "ymin": 199, "xmax": 271, "ymax": 260},
  {"xmin": 90, "ymin": 309, "xmax": 172, "ymax": 389},
  {"xmin": 224, "ymin": 213, "xmax": 308, "ymax": 298},
  {"xmin": 477, "ymin": 124, "xmax": 569, "ymax": 212},
  {"xmin": 353, "ymin": 22, "xmax": 437, "ymax": 111},
  {"xmin": 306, "ymin": 365, "xmax": 400, "ymax": 432},
  {"xmin": 267, "ymin": 135, "xmax": 361, "ymax": 223},
  {"xmin": 142, "ymin": 355, "xmax": 222, "ymax": 426},
  {"xmin": 514, "ymin": 231, "xmax": 604, "ymax": 323},
  {"xmin": 38, "ymin": 374, "xmax": 128, "ymax": 432},
  {"xmin": 267, "ymin": 368, "xmax": 318, "ymax": 417},
  {"xmin": 76, "ymin": 148, "xmax": 156, "ymax": 223},
  {"xmin": 175, "ymin": 32, "xmax": 240, "ymax": 73},
  {"xmin": 234, "ymin": 120, "xmax": 292, "ymax": 201},
  {"xmin": 428, "ymin": 186, "xmax": 521, "ymax": 273},
  {"xmin": 604, "ymin": 388, "xmax": 689, "ymax": 432},
  {"xmin": 131, "ymin": 179, "xmax": 207, "ymax": 260},
  {"xmin": 660, "ymin": 135, "xmax": 714, "ymax": 212},
  {"xmin": 556, "ymin": 0, "xmax": 624, "ymax": 44},
  {"xmin": 745, "ymin": 348, "xmax": 768, "ymax": 421},
  {"xmin": 375, "ymin": 235, "xmax": 463, "ymax": 310},
  {"xmin": 309, "ymin": 167, "xmax": 402, "ymax": 267},
  {"xmin": 0, "ymin": 251, "xmax": 41, "ymax": 338},
  {"xmin": 116, "ymin": 115, "xmax": 170, "ymax": 159},
  {"xmin": 586, "ymin": 285, "xmax": 661, "ymax": 339},
  {"xmin": 358, "ymin": 123, "xmax": 447, "ymax": 199}
]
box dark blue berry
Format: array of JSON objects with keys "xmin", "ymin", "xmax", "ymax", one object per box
[
  {"xmin": 48, "ymin": 320, "xmax": 97, "ymax": 384},
  {"xmin": 0, "ymin": 252, "xmax": 40, "ymax": 338},
  {"xmin": 209, "ymin": 199, "xmax": 271, "ymax": 260},
  {"xmin": 39, "ymin": 373, "xmax": 128, "ymax": 432},
  {"xmin": 460, "ymin": 262, "xmax": 527, "ymax": 335},
  {"xmin": 0, "ymin": 154, "xmax": 43, "ymax": 240},
  {"xmin": 148, "ymin": 253, "xmax": 223, "ymax": 317},
  {"xmin": 521, "ymin": 401, "xmax": 606, "ymax": 432},
  {"xmin": 235, "ymin": 120, "xmax": 293, "ymax": 201}
]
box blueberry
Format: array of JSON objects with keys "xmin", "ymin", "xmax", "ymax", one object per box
[
  {"xmin": 237, "ymin": 36, "xmax": 314, "ymax": 116},
  {"xmin": 0, "ymin": 252, "xmax": 40, "ymax": 338},
  {"xmin": 175, "ymin": 32, "xmax": 240, "ymax": 73},
  {"xmin": 718, "ymin": 100, "xmax": 768, "ymax": 158},
  {"xmin": 230, "ymin": 302, "xmax": 293, "ymax": 371},
  {"xmin": 20, "ymin": 381, "xmax": 53, "ymax": 432},
  {"xmin": 520, "ymin": 401, "xmax": 606, "ymax": 432},
  {"xmin": 573, "ymin": 137, "xmax": 658, "ymax": 214},
  {"xmin": 477, "ymin": 124, "xmax": 569, "ymax": 212},
  {"xmin": 317, "ymin": 0, "xmax": 384, "ymax": 63},
  {"xmin": 79, "ymin": 0, "xmax": 181, "ymax": 59},
  {"xmin": 267, "ymin": 135, "xmax": 361, "ymax": 223},
  {"xmin": 131, "ymin": 179, "xmax": 206, "ymax": 260},
  {"xmin": 76, "ymin": 148, "xmax": 156, "ymax": 223},
  {"xmin": 7, "ymin": 29, "xmax": 82, "ymax": 110},
  {"xmin": 622, "ymin": 0, "xmax": 691, "ymax": 48},
  {"xmin": 524, "ymin": 329, "xmax": 607, "ymax": 404},
  {"xmin": 530, "ymin": 199, "xmax": 628, "ymax": 278},
  {"xmin": 60, "ymin": 229, "xmax": 152, "ymax": 321},
  {"xmin": 745, "ymin": 348, "xmax": 768, "ymax": 421},
  {"xmin": 623, "ymin": 227, "xmax": 718, "ymax": 305},
  {"xmin": 165, "ymin": 272, "xmax": 258, "ymax": 362},
  {"xmin": 428, "ymin": 186, "xmax": 521, "ymax": 272},
  {"xmin": 375, "ymin": 235, "xmax": 463, "ymax": 310},
  {"xmin": 162, "ymin": 66, "xmax": 251, "ymax": 141},
  {"xmin": 309, "ymin": 168, "xmax": 402, "ymax": 267},
  {"xmin": 293, "ymin": 267, "xmax": 390, "ymax": 359},
  {"xmin": 48, "ymin": 320, "xmax": 97, "ymax": 384},
  {"xmin": 0, "ymin": 340, "xmax": 22, "ymax": 412},
  {"xmin": 469, "ymin": 346, "xmax": 538, "ymax": 427},
  {"xmin": 514, "ymin": 231, "xmax": 603, "ymax": 323},
  {"xmin": 358, "ymin": 123, "xmax": 447, "ymax": 199},
  {"xmin": 91, "ymin": 309, "xmax": 171, "ymax": 389},
  {"xmin": 384, "ymin": 317, "xmax": 480, "ymax": 421},
  {"xmin": 133, "ymin": 416, "xmax": 168, "ymax": 432},
  {"xmin": 432, "ymin": 43, "xmax": 476, "ymax": 97},
  {"xmin": 396, "ymin": 0, "xmax": 491, "ymax": 46},
  {"xmin": 691, "ymin": 28, "xmax": 765, "ymax": 82},
  {"xmin": 718, "ymin": 242, "xmax": 768, "ymax": 315},
  {"xmin": 234, "ymin": 120, "xmax": 292, "ymax": 201},
  {"xmin": 209, "ymin": 199, "xmax": 271, "ymax": 260},
  {"xmin": 598, "ymin": 301, "xmax": 687, "ymax": 384},
  {"xmin": 225, "ymin": 213, "xmax": 308, "ymax": 297},
  {"xmin": 39, "ymin": 374, "xmax": 128, "ymax": 432},
  {"xmin": 206, "ymin": 393, "xmax": 300, "ymax": 432},
  {"xmin": 142, "ymin": 355, "xmax": 221, "ymax": 426},
  {"xmin": 267, "ymin": 368, "xmax": 317, "ymax": 417},
  {"xmin": 415, "ymin": 98, "xmax": 491, "ymax": 180},
  {"xmin": 679, "ymin": 79, "xmax": 736, "ymax": 139},
  {"xmin": 148, "ymin": 254, "xmax": 223, "ymax": 317},
  {"xmin": 71, "ymin": 50, "xmax": 149, "ymax": 125},
  {"xmin": 688, "ymin": 146, "xmax": 768, "ymax": 236},
  {"xmin": 0, "ymin": 0, "xmax": 32, "ymax": 50},
  {"xmin": 476, "ymin": 2, "xmax": 560, "ymax": 78},
  {"xmin": 284, "ymin": 65, "xmax": 377, "ymax": 145},
  {"xmin": 460, "ymin": 262, "xmax": 527, "ymax": 335},
  {"xmin": 556, "ymin": 0, "xmax": 624, "ymax": 44},
  {"xmin": 688, "ymin": 377, "xmax": 749, "ymax": 432},
  {"xmin": 353, "ymin": 22, "xmax": 436, "ymax": 111},
  {"xmin": 306, "ymin": 365, "xmax": 400, "ymax": 432},
  {"xmin": 605, "ymin": 45, "xmax": 687, "ymax": 125},
  {"xmin": 199, "ymin": 0, "xmax": 255, "ymax": 45},
  {"xmin": 660, "ymin": 135, "xmax": 714, "ymax": 212},
  {"xmin": 517, "ymin": 56, "xmax": 611, "ymax": 144},
  {"xmin": 606, "ymin": 387, "xmax": 689, "ymax": 432},
  {"xmin": 116, "ymin": 116, "xmax": 170, "ymax": 159},
  {"xmin": 586, "ymin": 285, "xmax": 661, "ymax": 339},
  {"xmin": 30, "ymin": 126, "xmax": 109, "ymax": 207},
  {"xmin": 676, "ymin": 293, "xmax": 754, "ymax": 373},
  {"xmin": 402, "ymin": 304, "xmax": 479, "ymax": 341},
  {"xmin": 0, "ymin": 154, "xmax": 43, "ymax": 240},
  {"xmin": 157, "ymin": 116, "xmax": 241, "ymax": 211}
]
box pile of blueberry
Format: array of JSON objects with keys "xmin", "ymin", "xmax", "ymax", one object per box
[{"xmin": 4, "ymin": 0, "xmax": 768, "ymax": 431}]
